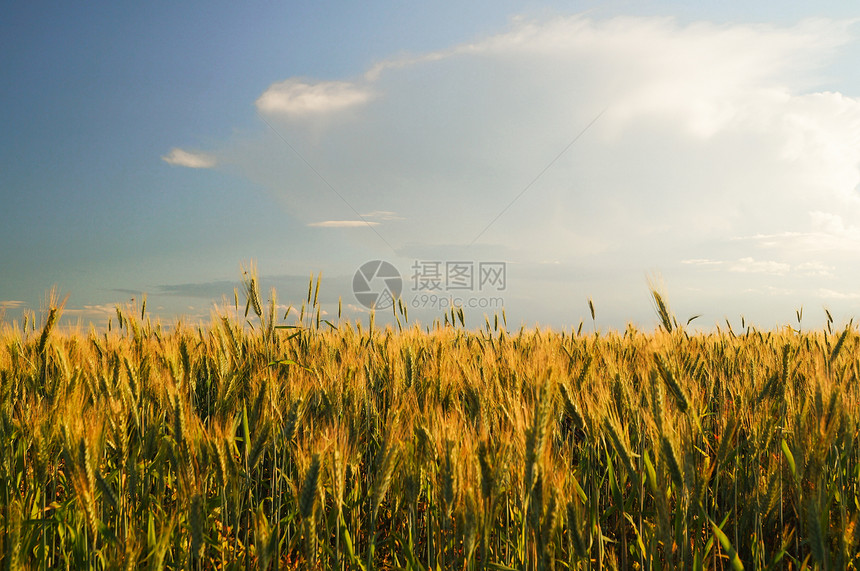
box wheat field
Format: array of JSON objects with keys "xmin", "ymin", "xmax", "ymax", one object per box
[{"xmin": 1, "ymin": 276, "xmax": 859, "ymax": 570}]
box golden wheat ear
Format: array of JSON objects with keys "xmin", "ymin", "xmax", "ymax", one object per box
[{"xmin": 38, "ymin": 288, "xmax": 69, "ymax": 353}]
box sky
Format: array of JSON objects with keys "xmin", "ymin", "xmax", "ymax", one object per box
[{"xmin": 2, "ymin": 1, "xmax": 860, "ymax": 332}]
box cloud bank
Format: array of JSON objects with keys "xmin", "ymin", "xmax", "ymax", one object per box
[{"xmin": 192, "ymin": 14, "xmax": 860, "ymax": 325}]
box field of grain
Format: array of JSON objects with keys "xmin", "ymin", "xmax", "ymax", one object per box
[{"xmin": 2, "ymin": 278, "xmax": 859, "ymax": 570}]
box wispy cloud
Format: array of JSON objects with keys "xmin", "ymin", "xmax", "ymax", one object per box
[
  {"xmin": 683, "ymin": 257, "xmax": 813, "ymax": 276},
  {"xmin": 818, "ymin": 288, "xmax": 860, "ymax": 300},
  {"xmin": 681, "ymin": 259, "xmax": 723, "ymax": 267},
  {"xmin": 346, "ymin": 303, "xmax": 369, "ymax": 314},
  {"xmin": 161, "ymin": 148, "xmax": 217, "ymax": 168},
  {"xmin": 256, "ymin": 79, "xmax": 374, "ymax": 117},
  {"xmin": 63, "ymin": 304, "xmax": 117, "ymax": 322},
  {"xmin": 734, "ymin": 212, "xmax": 860, "ymax": 253},
  {"xmin": 306, "ymin": 211, "xmax": 403, "ymax": 228},
  {"xmin": 796, "ymin": 261, "xmax": 834, "ymax": 277},
  {"xmin": 729, "ymin": 257, "xmax": 791, "ymax": 275},
  {"xmin": 308, "ymin": 220, "xmax": 380, "ymax": 228},
  {"xmin": 362, "ymin": 210, "xmax": 404, "ymax": 221},
  {"xmin": 0, "ymin": 300, "xmax": 26, "ymax": 310}
]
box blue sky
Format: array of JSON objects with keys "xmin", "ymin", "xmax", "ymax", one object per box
[{"xmin": 2, "ymin": 1, "xmax": 860, "ymax": 331}]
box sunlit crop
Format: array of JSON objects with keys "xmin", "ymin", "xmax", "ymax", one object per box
[{"xmin": 1, "ymin": 274, "xmax": 859, "ymax": 570}]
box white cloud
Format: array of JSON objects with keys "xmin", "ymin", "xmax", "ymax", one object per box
[
  {"xmin": 731, "ymin": 257, "xmax": 790, "ymax": 275},
  {"xmin": 246, "ymin": 16, "xmax": 858, "ymax": 245},
  {"xmin": 162, "ymin": 148, "xmax": 217, "ymax": 168},
  {"xmin": 362, "ymin": 210, "xmax": 403, "ymax": 221},
  {"xmin": 809, "ymin": 211, "xmax": 860, "ymax": 242},
  {"xmin": 308, "ymin": 220, "xmax": 380, "ymax": 228},
  {"xmin": 62, "ymin": 304, "xmax": 117, "ymax": 322},
  {"xmin": 682, "ymin": 257, "xmax": 792, "ymax": 275},
  {"xmin": 256, "ymin": 79, "xmax": 374, "ymax": 116},
  {"xmin": 762, "ymin": 286, "xmax": 795, "ymax": 296},
  {"xmin": 736, "ymin": 211, "xmax": 860, "ymax": 253},
  {"xmin": 346, "ymin": 303, "xmax": 369, "ymax": 314},
  {"xmin": 681, "ymin": 257, "xmax": 834, "ymax": 278},
  {"xmin": 737, "ymin": 231, "xmax": 858, "ymax": 254},
  {"xmin": 0, "ymin": 300, "xmax": 26, "ymax": 309},
  {"xmin": 681, "ymin": 259, "xmax": 723, "ymax": 267},
  {"xmin": 796, "ymin": 261, "xmax": 834, "ymax": 277},
  {"xmin": 592, "ymin": 18, "xmax": 854, "ymax": 137},
  {"xmin": 818, "ymin": 288, "xmax": 860, "ymax": 300},
  {"xmin": 188, "ymin": 14, "xmax": 860, "ymax": 326}
]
